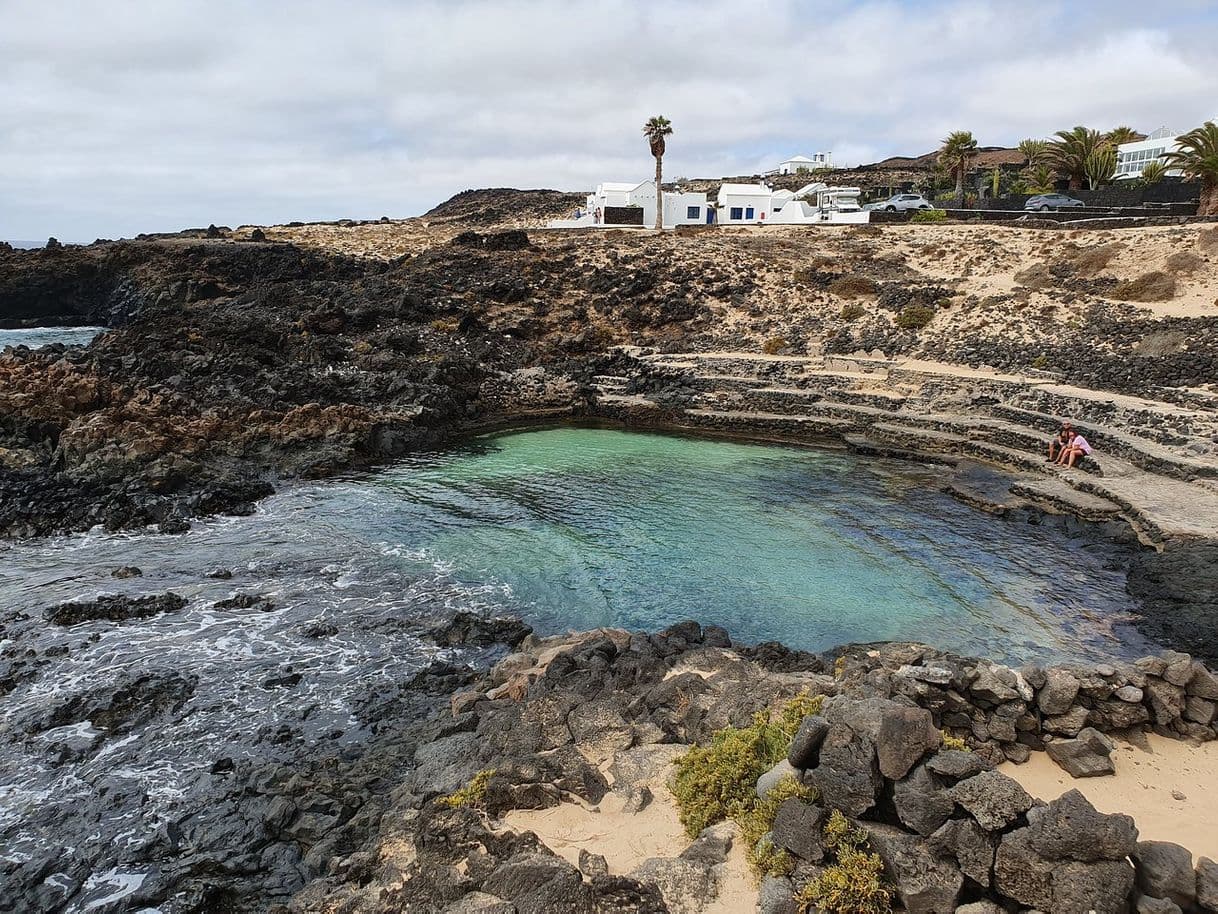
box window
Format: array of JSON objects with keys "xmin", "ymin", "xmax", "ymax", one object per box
[
  {"xmin": 730, "ymin": 207, "xmax": 743, "ymax": 220},
  {"xmin": 745, "ymin": 207, "xmax": 755, "ymax": 219},
  {"xmin": 686, "ymin": 206, "xmax": 700, "ymax": 219}
]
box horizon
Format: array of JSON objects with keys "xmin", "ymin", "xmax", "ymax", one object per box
[{"xmin": 2, "ymin": 0, "xmax": 1217, "ymax": 241}]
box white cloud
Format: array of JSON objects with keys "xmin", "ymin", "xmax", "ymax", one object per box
[{"xmin": 0, "ymin": 0, "xmax": 1214, "ymax": 239}]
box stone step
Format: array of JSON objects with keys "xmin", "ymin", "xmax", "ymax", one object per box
[
  {"xmin": 866, "ymin": 423, "xmax": 1050, "ymax": 474},
  {"xmin": 678, "ymin": 408, "xmax": 855, "ymax": 438},
  {"xmin": 1007, "ymin": 478, "xmax": 1124, "ymax": 521},
  {"xmin": 840, "ymin": 434, "xmax": 959, "ymax": 466}
]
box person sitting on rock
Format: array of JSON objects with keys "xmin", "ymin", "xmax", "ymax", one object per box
[
  {"xmin": 1047, "ymin": 423, "xmax": 1074, "ymax": 463},
  {"xmin": 1057, "ymin": 429, "xmax": 1094, "ymax": 469}
]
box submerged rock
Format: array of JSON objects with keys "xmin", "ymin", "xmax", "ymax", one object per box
[{"xmin": 45, "ymin": 592, "xmax": 187, "ymax": 626}]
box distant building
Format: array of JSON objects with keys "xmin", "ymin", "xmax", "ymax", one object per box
[
  {"xmin": 547, "ymin": 181, "xmax": 708, "ymax": 229},
  {"xmin": 775, "ymin": 153, "xmax": 832, "ymax": 175},
  {"xmin": 716, "ymin": 183, "xmax": 774, "ymax": 223},
  {"xmin": 1115, "ymin": 128, "xmax": 1182, "ymax": 181}
]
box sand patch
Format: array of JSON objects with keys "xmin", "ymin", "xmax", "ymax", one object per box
[{"xmin": 1001, "ymin": 732, "xmax": 1218, "ymax": 860}]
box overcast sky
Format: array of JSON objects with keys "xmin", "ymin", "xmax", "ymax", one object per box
[{"xmin": 2, "ymin": 0, "xmax": 1216, "ymax": 241}]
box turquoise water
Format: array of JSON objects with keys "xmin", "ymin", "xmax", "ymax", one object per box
[
  {"xmin": 357, "ymin": 427, "xmax": 1148, "ymax": 661},
  {"xmin": 0, "ymin": 326, "xmax": 105, "ymax": 348}
]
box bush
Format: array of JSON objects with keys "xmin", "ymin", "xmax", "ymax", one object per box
[
  {"xmin": 940, "ymin": 730, "xmax": 970, "ymax": 752},
  {"xmin": 1112, "ymin": 271, "xmax": 1177, "ymax": 302},
  {"xmin": 1031, "ymin": 354, "xmax": 1050, "ymax": 370},
  {"xmin": 1165, "ymin": 251, "xmax": 1205, "ymax": 274},
  {"xmin": 439, "ymin": 769, "xmax": 495, "ymax": 809},
  {"xmin": 840, "ymin": 302, "xmax": 866, "ymax": 321},
  {"xmin": 797, "ymin": 810, "xmax": 893, "ymax": 914},
  {"xmin": 895, "ymin": 304, "xmax": 935, "ymax": 329},
  {"xmin": 1066, "ymin": 241, "xmax": 1124, "ymax": 275},
  {"xmin": 763, "ymin": 337, "xmax": 789, "ymax": 355},
  {"xmin": 828, "ymin": 276, "xmax": 878, "ymax": 299},
  {"xmin": 910, "ymin": 209, "xmax": 947, "ymax": 224},
  {"xmin": 739, "ymin": 775, "xmax": 816, "ymax": 877}
]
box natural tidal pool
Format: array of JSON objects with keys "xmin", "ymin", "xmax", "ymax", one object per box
[{"xmin": 0, "ymin": 427, "xmax": 1158, "ymax": 909}]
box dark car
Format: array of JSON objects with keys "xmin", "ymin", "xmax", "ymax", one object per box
[{"xmin": 1024, "ymin": 193, "xmax": 1085, "ymax": 211}]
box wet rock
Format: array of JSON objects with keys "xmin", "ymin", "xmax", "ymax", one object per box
[
  {"xmin": 432, "ymin": 612, "xmax": 533, "ymax": 649},
  {"xmin": 787, "ymin": 714, "xmax": 830, "ymax": 769},
  {"xmin": 1135, "ymin": 841, "xmax": 1196, "ymax": 908},
  {"xmin": 205, "ymin": 567, "xmax": 233, "ymax": 579},
  {"xmin": 950, "ymin": 770, "xmax": 1034, "ymax": 831},
  {"xmin": 1045, "ymin": 727, "xmax": 1115, "ymax": 778},
  {"xmin": 45, "ymin": 592, "xmax": 187, "ymax": 626},
  {"xmin": 214, "ymin": 592, "xmax": 275, "ymax": 611},
  {"xmin": 111, "ymin": 566, "xmax": 142, "ymax": 578},
  {"xmin": 31, "ymin": 668, "xmax": 197, "ymax": 735}
]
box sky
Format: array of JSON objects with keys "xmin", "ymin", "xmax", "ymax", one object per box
[{"xmin": 2, "ymin": 0, "xmax": 1217, "ymax": 241}]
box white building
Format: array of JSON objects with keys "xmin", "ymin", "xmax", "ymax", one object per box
[
  {"xmin": 770, "ymin": 183, "xmax": 869, "ymax": 224},
  {"xmin": 775, "ymin": 153, "xmax": 832, "ymax": 175},
  {"xmin": 1115, "ymin": 128, "xmax": 1182, "ymax": 181},
  {"xmin": 716, "ymin": 183, "xmax": 773, "ymax": 224},
  {"xmin": 547, "ymin": 181, "xmax": 708, "ymax": 229}
]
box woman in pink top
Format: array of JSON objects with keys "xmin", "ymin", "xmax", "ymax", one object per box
[{"xmin": 1057, "ymin": 430, "xmax": 1093, "ymax": 468}]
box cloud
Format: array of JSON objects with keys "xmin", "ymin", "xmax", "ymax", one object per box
[{"xmin": 0, "ymin": 0, "xmax": 1214, "ymax": 240}]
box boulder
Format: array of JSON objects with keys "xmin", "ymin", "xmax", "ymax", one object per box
[
  {"xmin": 928, "ymin": 818, "xmax": 995, "ymax": 888},
  {"xmin": 679, "ymin": 822, "xmax": 734, "ymax": 866},
  {"xmin": 955, "ymin": 903, "xmax": 1002, "ymax": 914},
  {"xmin": 1136, "ymin": 896, "xmax": 1183, "ymax": 914},
  {"xmin": 756, "ymin": 760, "xmax": 802, "ymax": 800},
  {"xmin": 578, "ymin": 849, "xmax": 608, "ymax": 878},
  {"xmin": 787, "ymin": 714, "xmax": 830, "ymax": 769},
  {"xmin": 1184, "ymin": 696, "xmax": 1216, "ymax": 726},
  {"xmin": 995, "ymin": 827, "xmax": 1135, "ymax": 914},
  {"xmin": 1188, "ymin": 664, "xmax": 1218, "ymax": 700},
  {"xmin": 971, "ymin": 664, "xmax": 1022, "ymax": 703},
  {"xmin": 925, "ymin": 749, "xmax": 986, "ymax": 782},
  {"xmin": 758, "ymin": 875, "xmax": 799, "ymax": 914},
  {"xmin": 864, "ymin": 822, "xmax": 964, "ymax": 914},
  {"xmin": 877, "ymin": 705, "xmax": 941, "ymax": 780},
  {"xmin": 1162, "ymin": 652, "xmax": 1194, "ymax": 687},
  {"xmin": 45, "ymin": 592, "xmax": 188, "ymax": 626},
  {"xmin": 1044, "ymin": 727, "xmax": 1115, "ymax": 778},
  {"xmin": 1134, "ymin": 841, "xmax": 1196, "ymax": 908},
  {"xmin": 893, "ymin": 763, "xmax": 954, "ymax": 836},
  {"xmin": 1115, "ymin": 685, "xmax": 1145, "ymax": 703},
  {"xmin": 481, "ymin": 851, "xmax": 585, "ymax": 909},
  {"xmin": 770, "ymin": 798, "xmax": 824, "ymax": 862},
  {"xmin": 1038, "ymin": 669, "xmax": 1081, "ymax": 715},
  {"xmin": 1145, "ymin": 679, "xmax": 1186, "ymax": 725},
  {"xmin": 1043, "ymin": 705, "xmax": 1090, "ymax": 737},
  {"xmin": 1198, "ymin": 857, "xmax": 1218, "ymax": 911},
  {"xmin": 629, "ymin": 857, "xmax": 717, "ymax": 914},
  {"xmin": 950, "ymin": 770, "xmax": 1034, "ymax": 831},
  {"xmin": 441, "ymin": 892, "xmax": 516, "ymax": 914},
  {"xmin": 1027, "ymin": 789, "xmax": 1137, "ymax": 863},
  {"xmin": 808, "ymin": 723, "xmax": 882, "ymax": 817}
]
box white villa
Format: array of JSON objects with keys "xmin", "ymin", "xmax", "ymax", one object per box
[
  {"xmin": 716, "ymin": 183, "xmax": 774, "ymax": 224},
  {"xmin": 1115, "ymin": 128, "xmax": 1182, "ymax": 181},
  {"xmin": 773, "ymin": 153, "xmax": 833, "ymax": 175},
  {"xmin": 547, "ymin": 181, "xmax": 709, "ymax": 228}
]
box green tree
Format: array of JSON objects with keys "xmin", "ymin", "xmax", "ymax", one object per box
[
  {"xmin": 642, "ymin": 115, "xmax": 673, "ymax": 230},
  {"xmin": 1022, "ymin": 163, "xmax": 1056, "ymax": 194},
  {"xmin": 1048, "ymin": 126, "xmax": 1109, "ymax": 190},
  {"xmin": 1018, "ymin": 138, "xmax": 1049, "ymax": 165},
  {"xmin": 1084, "ymin": 145, "xmax": 1117, "ymax": 189},
  {"xmin": 939, "ymin": 130, "xmax": 979, "ymax": 206},
  {"xmin": 1140, "ymin": 160, "xmax": 1167, "ymax": 184},
  {"xmin": 1162, "ymin": 121, "xmax": 1218, "ymax": 216},
  {"xmin": 1106, "ymin": 126, "xmax": 1142, "ymax": 146}
]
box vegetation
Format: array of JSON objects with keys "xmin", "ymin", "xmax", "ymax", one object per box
[
  {"xmin": 828, "ymin": 275, "xmax": 879, "ymax": 298},
  {"xmin": 895, "ymin": 304, "xmax": 935, "ymax": 329},
  {"xmin": 840, "ymin": 302, "xmax": 867, "ymax": 321},
  {"xmin": 1084, "ymin": 144, "xmax": 1117, "ymax": 189},
  {"xmin": 1162, "ymin": 120, "xmax": 1218, "ymax": 216},
  {"xmin": 671, "ymin": 693, "xmax": 824, "ymax": 879},
  {"xmin": 1048, "ymin": 126, "xmax": 1110, "ymax": 190},
  {"xmin": 1018, "ymin": 138, "xmax": 1049, "ymax": 165},
  {"xmin": 909, "ymin": 208, "xmax": 947, "ymax": 224},
  {"xmin": 439, "ymin": 768, "xmax": 495, "ymax": 809},
  {"xmin": 939, "ymin": 130, "xmax": 979, "ymax": 206},
  {"xmin": 1022, "ymin": 163, "xmax": 1056, "ymax": 194},
  {"xmin": 1112, "ymin": 271, "xmax": 1177, "ymax": 302},
  {"xmin": 763, "ymin": 336, "xmax": 789, "ymax": 355},
  {"xmin": 1141, "ymin": 160, "xmax": 1168, "ymax": 184},
  {"xmin": 643, "ymin": 115, "xmax": 674, "ymax": 230},
  {"xmin": 940, "ymin": 729, "xmax": 970, "ymax": 751},
  {"xmin": 797, "ymin": 810, "xmax": 893, "ymax": 914},
  {"xmin": 1106, "ymin": 125, "xmax": 1142, "ymax": 146}
]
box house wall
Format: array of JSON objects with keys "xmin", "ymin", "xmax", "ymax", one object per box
[
  {"xmin": 662, "ymin": 192, "xmax": 709, "ymax": 227},
  {"xmin": 717, "ymin": 193, "xmax": 772, "ymax": 224},
  {"xmin": 1115, "ymin": 137, "xmax": 1182, "ymax": 179}
]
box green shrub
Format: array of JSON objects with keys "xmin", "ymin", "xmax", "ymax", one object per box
[
  {"xmin": 828, "ymin": 275, "xmax": 878, "ymax": 299},
  {"xmin": 738, "ymin": 774, "xmax": 817, "ymax": 876},
  {"xmin": 438, "ymin": 768, "xmax": 495, "ymax": 809},
  {"xmin": 797, "ymin": 810, "xmax": 893, "ymax": 914},
  {"xmin": 1031, "ymin": 354, "xmax": 1050, "ymax": 370},
  {"xmin": 895, "ymin": 304, "xmax": 935, "ymax": 329},
  {"xmin": 763, "ymin": 337, "xmax": 789, "ymax": 355},
  {"xmin": 839, "ymin": 302, "xmax": 867, "ymax": 322},
  {"xmin": 910, "ymin": 209, "xmax": 947, "ymax": 224},
  {"xmin": 940, "ymin": 730, "xmax": 970, "ymax": 752},
  {"xmin": 778, "ymin": 691, "xmax": 824, "ymax": 738}
]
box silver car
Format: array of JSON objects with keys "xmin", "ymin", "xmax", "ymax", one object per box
[
  {"xmin": 1024, "ymin": 193, "xmax": 1085, "ymax": 211},
  {"xmin": 867, "ymin": 193, "xmax": 932, "ymax": 212}
]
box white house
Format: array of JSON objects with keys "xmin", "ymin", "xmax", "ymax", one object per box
[
  {"xmin": 770, "ymin": 183, "xmax": 869, "ymax": 224},
  {"xmin": 1115, "ymin": 128, "xmax": 1182, "ymax": 181},
  {"xmin": 776, "ymin": 153, "xmax": 833, "ymax": 175},
  {"xmin": 548, "ymin": 181, "xmax": 708, "ymax": 228},
  {"xmin": 716, "ymin": 183, "xmax": 773, "ymax": 224}
]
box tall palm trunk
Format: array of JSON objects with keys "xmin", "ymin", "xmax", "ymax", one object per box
[
  {"xmin": 654, "ymin": 154, "xmax": 663, "ymax": 230},
  {"xmin": 955, "ymin": 162, "xmax": 964, "ymax": 207}
]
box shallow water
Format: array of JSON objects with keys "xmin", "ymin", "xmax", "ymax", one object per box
[
  {"xmin": 0, "ymin": 326, "xmax": 105, "ymax": 349},
  {"xmin": 0, "ymin": 426, "xmax": 1156, "ymax": 910}
]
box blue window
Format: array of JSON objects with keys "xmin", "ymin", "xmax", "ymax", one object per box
[
  {"xmin": 686, "ymin": 206, "xmax": 700, "ymax": 219},
  {"xmin": 729, "ymin": 207, "xmax": 743, "ymax": 220},
  {"xmin": 745, "ymin": 207, "xmax": 755, "ymax": 219}
]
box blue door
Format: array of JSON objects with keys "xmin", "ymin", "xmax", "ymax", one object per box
[{"xmin": 707, "ymin": 208, "xmax": 715, "ymax": 224}]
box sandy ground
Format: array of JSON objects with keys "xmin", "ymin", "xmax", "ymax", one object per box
[
  {"xmin": 500, "ymin": 758, "xmax": 757, "ymax": 911},
  {"xmin": 1002, "ymin": 732, "xmax": 1218, "ymax": 861}
]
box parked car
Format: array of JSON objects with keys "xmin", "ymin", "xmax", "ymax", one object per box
[
  {"xmin": 1024, "ymin": 193, "xmax": 1085, "ymax": 211},
  {"xmin": 866, "ymin": 193, "xmax": 933, "ymax": 212}
]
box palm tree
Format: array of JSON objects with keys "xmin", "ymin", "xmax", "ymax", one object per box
[
  {"xmin": 642, "ymin": 115, "xmax": 673, "ymax": 230},
  {"xmin": 1018, "ymin": 139, "xmax": 1049, "ymax": 165},
  {"xmin": 1084, "ymin": 145, "xmax": 1117, "ymax": 189},
  {"xmin": 939, "ymin": 130, "xmax": 979, "ymax": 206},
  {"xmin": 1106, "ymin": 126, "xmax": 1142, "ymax": 147},
  {"xmin": 1141, "ymin": 160, "xmax": 1168, "ymax": 184},
  {"xmin": 1023, "ymin": 163, "xmax": 1056, "ymax": 194},
  {"xmin": 1162, "ymin": 121, "xmax": 1218, "ymax": 216},
  {"xmin": 1048, "ymin": 126, "xmax": 1109, "ymax": 190}
]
